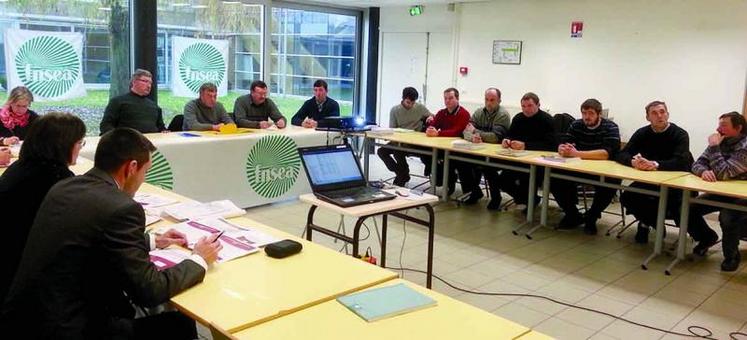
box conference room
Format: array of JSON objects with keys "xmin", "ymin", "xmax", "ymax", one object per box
[{"xmin": 0, "ymin": 0, "xmax": 746, "ymax": 339}]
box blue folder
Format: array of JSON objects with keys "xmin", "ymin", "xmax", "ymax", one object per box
[{"xmin": 337, "ymin": 283, "xmax": 437, "ymax": 322}]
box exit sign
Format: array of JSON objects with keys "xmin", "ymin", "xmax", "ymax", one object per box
[{"xmin": 409, "ymin": 5, "xmax": 423, "ymax": 16}]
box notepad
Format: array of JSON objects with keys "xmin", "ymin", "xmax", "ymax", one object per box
[
  {"xmin": 539, "ymin": 155, "xmax": 581, "ymax": 163},
  {"xmin": 337, "ymin": 283, "xmax": 437, "ymax": 322}
]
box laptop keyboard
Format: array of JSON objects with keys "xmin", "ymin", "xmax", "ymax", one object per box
[{"xmin": 325, "ymin": 187, "xmax": 379, "ymax": 198}]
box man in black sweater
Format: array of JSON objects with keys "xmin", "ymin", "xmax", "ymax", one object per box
[
  {"xmin": 100, "ymin": 69, "xmax": 166, "ymax": 135},
  {"xmin": 291, "ymin": 79, "xmax": 340, "ymax": 128},
  {"xmin": 616, "ymin": 100, "xmax": 693, "ymax": 243},
  {"xmin": 553, "ymin": 99, "xmax": 621, "ymax": 235},
  {"xmin": 499, "ymin": 92, "xmax": 558, "ymax": 207}
]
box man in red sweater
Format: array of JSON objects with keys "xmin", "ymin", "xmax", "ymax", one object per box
[{"xmin": 422, "ymin": 88, "xmax": 472, "ymax": 196}]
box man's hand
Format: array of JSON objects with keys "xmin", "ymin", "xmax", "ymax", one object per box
[
  {"xmin": 708, "ymin": 133, "xmax": 723, "ymax": 147},
  {"xmin": 212, "ymin": 123, "xmax": 224, "ymax": 131},
  {"xmin": 632, "ymin": 156, "xmax": 657, "ymax": 171},
  {"xmin": 425, "ymin": 126, "xmax": 439, "ymax": 137},
  {"xmin": 471, "ymin": 134, "xmax": 482, "ymax": 144},
  {"xmin": 0, "ymin": 147, "xmax": 10, "ymax": 166},
  {"xmin": 502, "ymin": 139, "xmax": 511, "ymax": 148},
  {"xmin": 509, "ymin": 140, "xmax": 525, "ymax": 150},
  {"xmin": 193, "ymin": 234, "xmax": 223, "ymax": 265},
  {"xmin": 701, "ymin": 170, "xmax": 718, "ymax": 182},
  {"xmin": 558, "ymin": 143, "xmax": 577, "ymax": 157},
  {"xmin": 155, "ymin": 229, "xmax": 188, "ymax": 249},
  {"xmin": 259, "ymin": 121, "xmax": 271, "ymax": 129},
  {"xmin": 464, "ymin": 123, "xmax": 476, "ymax": 134},
  {"xmin": 276, "ymin": 119, "xmax": 286, "ymax": 129},
  {"xmin": 302, "ymin": 118, "xmax": 317, "ymax": 129},
  {"xmin": 2, "ymin": 136, "xmax": 19, "ymax": 146},
  {"xmin": 425, "ymin": 115, "xmax": 435, "ymax": 124}
]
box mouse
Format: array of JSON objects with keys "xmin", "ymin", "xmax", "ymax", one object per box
[{"xmin": 395, "ymin": 188, "xmax": 409, "ymax": 197}]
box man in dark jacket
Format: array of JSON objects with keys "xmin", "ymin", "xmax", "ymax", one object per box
[
  {"xmin": 1, "ymin": 128, "xmax": 222, "ymax": 339},
  {"xmin": 291, "ymin": 79, "xmax": 340, "ymax": 127},
  {"xmin": 100, "ymin": 69, "xmax": 166, "ymax": 135}
]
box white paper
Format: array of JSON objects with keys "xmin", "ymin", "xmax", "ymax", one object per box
[
  {"xmin": 157, "ymin": 219, "xmax": 260, "ymax": 263},
  {"xmin": 134, "ymin": 192, "xmax": 179, "ymax": 208},
  {"xmin": 149, "ymin": 248, "xmax": 191, "ymax": 270},
  {"xmin": 451, "ymin": 140, "xmax": 486, "ymax": 150},
  {"xmin": 145, "ymin": 214, "xmax": 162, "ymax": 226},
  {"xmin": 161, "ymin": 200, "xmax": 244, "ymax": 221}
]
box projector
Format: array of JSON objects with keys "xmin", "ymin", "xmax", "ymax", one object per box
[{"xmin": 317, "ymin": 116, "xmax": 369, "ymax": 132}]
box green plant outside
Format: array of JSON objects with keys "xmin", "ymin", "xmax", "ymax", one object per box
[{"xmin": 0, "ymin": 89, "xmax": 353, "ymax": 135}]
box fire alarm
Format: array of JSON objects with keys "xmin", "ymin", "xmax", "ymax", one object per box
[{"xmin": 459, "ymin": 66, "xmax": 468, "ymax": 75}]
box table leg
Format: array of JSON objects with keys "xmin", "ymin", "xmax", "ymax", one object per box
[
  {"xmin": 666, "ymin": 190, "xmax": 690, "ymax": 275},
  {"xmin": 306, "ymin": 205, "xmax": 318, "ymax": 241},
  {"xmin": 430, "ymin": 148, "xmax": 438, "ymax": 195},
  {"xmin": 526, "ymin": 165, "xmax": 537, "ymax": 222},
  {"xmin": 441, "ymin": 150, "xmax": 450, "ymax": 202},
  {"xmin": 642, "ymin": 185, "xmax": 668, "ymax": 270},
  {"xmin": 425, "ymin": 204, "xmax": 435, "ymax": 289},
  {"xmin": 363, "ymin": 137, "xmax": 370, "ymax": 181},
  {"xmin": 352, "ymin": 217, "xmax": 366, "ymax": 257},
  {"xmin": 380, "ymin": 214, "xmax": 388, "ymax": 268},
  {"xmin": 526, "ymin": 166, "xmax": 551, "ymax": 239}
]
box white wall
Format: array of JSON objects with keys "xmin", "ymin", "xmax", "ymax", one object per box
[{"xmin": 379, "ymin": 0, "xmax": 747, "ymax": 153}]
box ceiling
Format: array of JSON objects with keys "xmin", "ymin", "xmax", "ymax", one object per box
[{"xmin": 290, "ymin": 0, "xmax": 487, "ymax": 9}]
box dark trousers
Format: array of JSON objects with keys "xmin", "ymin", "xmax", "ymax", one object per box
[
  {"xmin": 377, "ymin": 143, "xmax": 410, "ymax": 181},
  {"xmin": 102, "ymin": 311, "xmax": 196, "ymax": 340},
  {"xmin": 620, "ymin": 181, "xmax": 685, "ymax": 228},
  {"xmin": 689, "ymin": 194, "xmax": 747, "ymax": 257},
  {"xmin": 499, "ymin": 166, "xmax": 542, "ymax": 205},
  {"xmin": 551, "ymin": 172, "xmax": 621, "ymax": 219}
]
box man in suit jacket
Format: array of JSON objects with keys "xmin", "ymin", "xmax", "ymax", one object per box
[{"xmin": 1, "ymin": 128, "xmax": 222, "ymax": 339}]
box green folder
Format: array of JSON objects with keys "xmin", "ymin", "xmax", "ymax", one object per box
[{"xmin": 337, "ymin": 283, "xmax": 437, "ymax": 322}]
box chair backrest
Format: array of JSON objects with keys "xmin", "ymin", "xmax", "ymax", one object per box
[
  {"xmin": 168, "ymin": 114, "xmax": 184, "ymax": 131},
  {"xmin": 553, "ymin": 112, "xmax": 575, "ymax": 142}
]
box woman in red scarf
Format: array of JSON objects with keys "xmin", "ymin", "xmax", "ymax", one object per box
[{"xmin": 0, "ymin": 86, "xmax": 38, "ymax": 146}]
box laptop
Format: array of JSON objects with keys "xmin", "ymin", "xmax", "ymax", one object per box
[{"xmin": 298, "ymin": 144, "xmax": 396, "ymax": 207}]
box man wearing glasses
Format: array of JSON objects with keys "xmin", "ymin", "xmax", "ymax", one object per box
[
  {"xmin": 233, "ymin": 80, "xmax": 287, "ymax": 129},
  {"xmin": 100, "ymin": 69, "xmax": 167, "ymax": 135}
]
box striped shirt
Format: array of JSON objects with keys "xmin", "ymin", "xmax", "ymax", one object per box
[
  {"xmin": 692, "ymin": 134, "xmax": 747, "ymax": 180},
  {"xmin": 562, "ymin": 118, "xmax": 620, "ymax": 157}
]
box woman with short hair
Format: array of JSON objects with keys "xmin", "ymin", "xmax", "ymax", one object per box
[{"xmin": 0, "ymin": 111, "xmax": 86, "ymax": 301}]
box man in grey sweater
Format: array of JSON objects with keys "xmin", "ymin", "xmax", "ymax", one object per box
[
  {"xmin": 182, "ymin": 82, "xmax": 234, "ymax": 131},
  {"xmin": 459, "ymin": 88, "xmax": 510, "ymax": 207},
  {"xmin": 233, "ymin": 80, "xmax": 287, "ymax": 129},
  {"xmin": 377, "ymin": 87, "xmax": 432, "ymax": 186}
]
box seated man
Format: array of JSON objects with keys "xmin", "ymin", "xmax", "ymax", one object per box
[
  {"xmin": 689, "ymin": 111, "xmax": 747, "ymax": 271},
  {"xmin": 291, "ymin": 79, "xmax": 340, "ymax": 128},
  {"xmin": 183, "ymin": 82, "xmax": 234, "ymax": 131},
  {"xmin": 0, "ymin": 128, "xmax": 222, "ymax": 339},
  {"xmin": 460, "ymin": 87, "xmax": 510, "ymax": 208},
  {"xmin": 377, "ymin": 86, "xmax": 432, "ymax": 186},
  {"xmin": 100, "ymin": 69, "xmax": 166, "ymax": 135},
  {"xmin": 424, "ymin": 87, "xmax": 471, "ymax": 195},
  {"xmin": 499, "ymin": 92, "xmax": 558, "ymax": 208},
  {"xmin": 552, "ymin": 99, "xmax": 621, "ymax": 235},
  {"xmin": 616, "ymin": 100, "xmax": 693, "ymax": 243},
  {"xmin": 233, "ymin": 80, "xmax": 287, "ymax": 129}
]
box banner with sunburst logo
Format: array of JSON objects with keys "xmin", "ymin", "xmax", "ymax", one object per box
[
  {"xmin": 4, "ymin": 28, "xmax": 86, "ymax": 101},
  {"xmin": 171, "ymin": 36, "xmax": 228, "ymax": 98}
]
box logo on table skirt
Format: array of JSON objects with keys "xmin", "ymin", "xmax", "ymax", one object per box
[
  {"xmin": 15, "ymin": 36, "xmax": 81, "ymax": 99},
  {"xmin": 145, "ymin": 151, "xmax": 174, "ymax": 190},
  {"xmin": 246, "ymin": 135, "xmax": 301, "ymax": 199},
  {"xmin": 178, "ymin": 42, "xmax": 225, "ymax": 93}
]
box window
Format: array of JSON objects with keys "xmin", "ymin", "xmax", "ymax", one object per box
[{"xmin": 271, "ymin": 7, "xmax": 357, "ymax": 116}]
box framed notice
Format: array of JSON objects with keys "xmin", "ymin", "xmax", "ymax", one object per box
[{"xmin": 492, "ymin": 40, "xmax": 522, "ymax": 65}]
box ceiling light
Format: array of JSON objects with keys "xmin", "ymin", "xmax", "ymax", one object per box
[
  {"xmin": 98, "ymin": 7, "xmax": 111, "ymax": 11},
  {"xmin": 191, "ymin": 4, "xmax": 208, "ymax": 8}
]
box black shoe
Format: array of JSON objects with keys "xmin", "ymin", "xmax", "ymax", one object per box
[
  {"xmin": 487, "ymin": 198, "xmax": 502, "ymax": 211},
  {"xmin": 463, "ymin": 190, "xmax": 484, "ymax": 205},
  {"xmin": 393, "ymin": 175, "xmax": 410, "ymax": 187},
  {"xmin": 721, "ymin": 254, "xmax": 741, "ymax": 272},
  {"xmin": 634, "ymin": 223, "xmax": 649, "ymax": 244},
  {"xmin": 584, "ymin": 216, "xmax": 598, "ymax": 235},
  {"xmin": 693, "ymin": 236, "xmax": 720, "ymax": 257},
  {"xmin": 558, "ymin": 213, "xmax": 584, "ymax": 230}
]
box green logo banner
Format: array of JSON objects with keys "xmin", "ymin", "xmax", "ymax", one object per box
[
  {"xmin": 172, "ymin": 36, "xmax": 228, "ymax": 97},
  {"xmin": 246, "ymin": 135, "xmax": 301, "ymax": 199},
  {"xmin": 145, "ymin": 150, "xmax": 175, "ymax": 190}
]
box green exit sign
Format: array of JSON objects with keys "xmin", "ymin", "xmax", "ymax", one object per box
[{"xmin": 409, "ymin": 5, "xmax": 423, "ymax": 16}]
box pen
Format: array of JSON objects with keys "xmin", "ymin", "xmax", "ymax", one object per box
[{"xmin": 212, "ymin": 230, "xmax": 225, "ymax": 243}]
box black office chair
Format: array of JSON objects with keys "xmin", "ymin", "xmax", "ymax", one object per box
[{"xmin": 168, "ymin": 114, "xmax": 184, "ymax": 131}]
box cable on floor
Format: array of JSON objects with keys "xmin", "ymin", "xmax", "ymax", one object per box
[{"xmin": 386, "ymin": 266, "xmax": 747, "ymax": 340}]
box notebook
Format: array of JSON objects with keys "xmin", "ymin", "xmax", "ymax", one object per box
[
  {"xmin": 298, "ymin": 144, "xmax": 396, "ymax": 207},
  {"xmin": 337, "ymin": 283, "xmax": 437, "ymax": 322}
]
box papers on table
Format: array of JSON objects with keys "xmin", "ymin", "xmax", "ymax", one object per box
[
  {"xmin": 538, "ymin": 155, "xmax": 582, "ymax": 163},
  {"xmin": 496, "ymin": 149, "xmax": 529, "ymax": 157},
  {"xmin": 150, "ymin": 248, "xmax": 192, "ymax": 270},
  {"xmin": 145, "ymin": 214, "xmax": 162, "ymax": 226},
  {"xmin": 152, "ymin": 217, "xmax": 278, "ymax": 264},
  {"xmin": 451, "ymin": 140, "xmax": 486, "ymax": 151},
  {"xmin": 161, "ymin": 200, "xmax": 245, "ymax": 221},
  {"xmin": 134, "ymin": 192, "xmax": 178, "ymax": 208},
  {"xmin": 368, "ymin": 127, "xmax": 394, "ymax": 135}
]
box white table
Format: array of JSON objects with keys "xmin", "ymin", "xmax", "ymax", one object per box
[{"xmin": 81, "ymin": 126, "xmax": 337, "ymax": 208}]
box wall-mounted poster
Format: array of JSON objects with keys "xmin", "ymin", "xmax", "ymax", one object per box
[{"xmin": 492, "ymin": 40, "xmax": 522, "ymax": 65}]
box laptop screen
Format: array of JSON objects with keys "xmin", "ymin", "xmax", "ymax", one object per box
[{"xmin": 300, "ymin": 145, "xmax": 364, "ymax": 187}]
